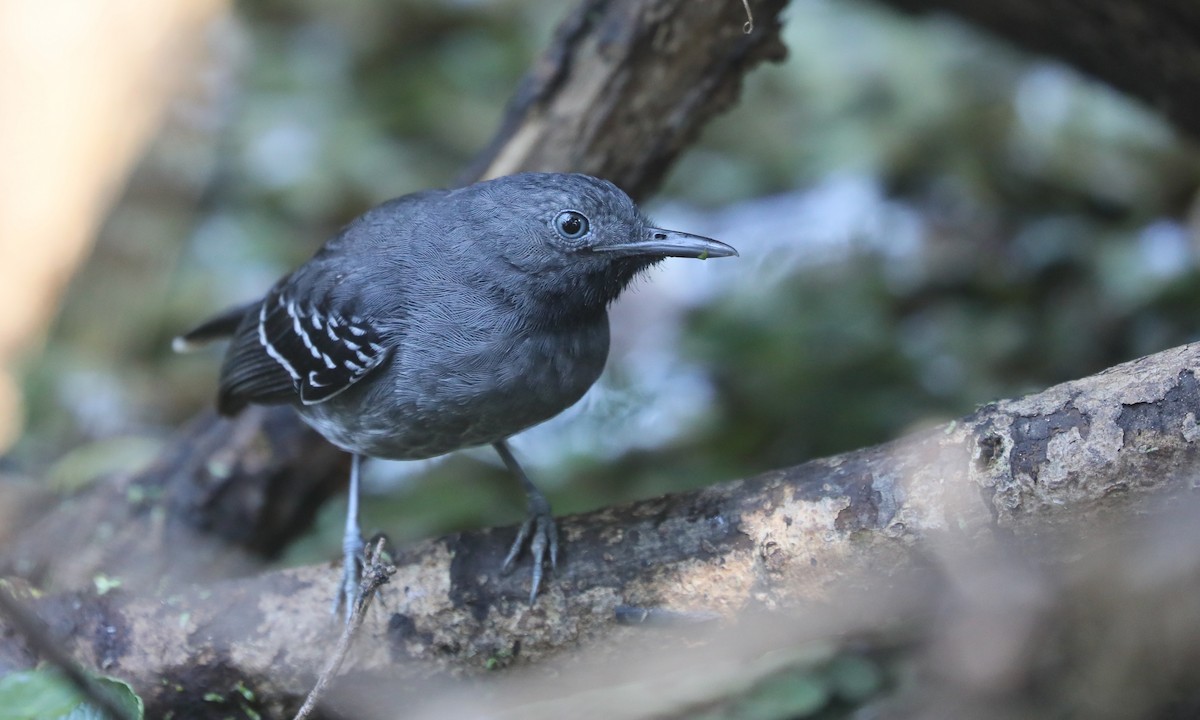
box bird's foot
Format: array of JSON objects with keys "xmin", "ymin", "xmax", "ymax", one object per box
[
  {"xmin": 501, "ymin": 492, "xmax": 559, "ymax": 605},
  {"xmin": 331, "ymin": 531, "xmax": 365, "ymax": 623}
]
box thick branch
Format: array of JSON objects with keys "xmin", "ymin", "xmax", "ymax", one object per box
[
  {"xmin": 4, "ymin": 342, "xmax": 1199, "ymax": 715},
  {"xmin": 466, "ymin": 0, "xmax": 789, "ymax": 194},
  {"xmin": 2, "ymin": 408, "xmax": 347, "ymax": 591}
]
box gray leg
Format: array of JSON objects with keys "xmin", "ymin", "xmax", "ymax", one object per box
[
  {"xmin": 333, "ymin": 453, "xmax": 365, "ymax": 623},
  {"xmin": 493, "ymin": 439, "xmax": 558, "ymax": 604}
]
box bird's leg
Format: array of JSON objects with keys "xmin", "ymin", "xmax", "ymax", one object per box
[
  {"xmin": 492, "ymin": 439, "xmax": 558, "ymax": 604},
  {"xmin": 332, "ymin": 453, "xmax": 365, "ymax": 623}
]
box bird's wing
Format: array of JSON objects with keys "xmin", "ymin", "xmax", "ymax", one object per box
[
  {"xmin": 212, "ymin": 191, "xmax": 448, "ymax": 415},
  {"xmin": 261, "ymin": 281, "xmax": 392, "ymax": 404},
  {"xmin": 217, "ymin": 275, "xmax": 394, "ymax": 414}
]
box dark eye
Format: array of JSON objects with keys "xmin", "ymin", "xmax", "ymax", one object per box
[{"xmin": 554, "ymin": 210, "xmax": 590, "ymax": 240}]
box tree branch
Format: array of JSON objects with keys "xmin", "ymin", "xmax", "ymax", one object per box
[
  {"xmin": 3, "ymin": 341, "xmax": 1198, "ymax": 715},
  {"xmin": 465, "ymin": 0, "xmax": 788, "ymax": 194},
  {"xmin": 2, "ymin": 407, "xmax": 347, "ymax": 591}
]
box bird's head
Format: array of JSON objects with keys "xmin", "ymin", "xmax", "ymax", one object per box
[{"xmin": 465, "ymin": 173, "xmax": 737, "ymax": 317}]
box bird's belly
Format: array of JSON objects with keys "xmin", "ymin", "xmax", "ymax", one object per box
[{"xmin": 299, "ymin": 324, "xmax": 609, "ymax": 460}]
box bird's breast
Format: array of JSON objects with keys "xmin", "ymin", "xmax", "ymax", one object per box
[{"xmin": 302, "ymin": 317, "xmax": 611, "ymax": 459}]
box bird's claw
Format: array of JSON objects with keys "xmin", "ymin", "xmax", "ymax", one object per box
[{"xmin": 501, "ymin": 497, "xmax": 558, "ymax": 604}]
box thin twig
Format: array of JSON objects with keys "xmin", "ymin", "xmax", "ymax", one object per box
[
  {"xmin": 0, "ymin": 583, "xmax": 135, "ymax": 720},
  {"xmin": 293, "ymin": 538, "xmax": 396, "ymax": 720}
]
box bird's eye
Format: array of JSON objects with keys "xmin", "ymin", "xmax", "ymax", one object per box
[{"xmin": 554, "ymin": 210, "xmax": 590, "ymax": 240}]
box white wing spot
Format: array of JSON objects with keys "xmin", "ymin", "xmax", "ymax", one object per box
[
  {"xmin": 258, "ymin": 302, "xmax": 300, "ymax": 381},
  {"xmin": 291, "ymin": 311, "xmax": 320, "ymax": 357}
]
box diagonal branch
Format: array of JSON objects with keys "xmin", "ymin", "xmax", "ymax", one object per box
[{"xmin": 4, "ymin": 341, "xmax": 1199, "ymax": 715}]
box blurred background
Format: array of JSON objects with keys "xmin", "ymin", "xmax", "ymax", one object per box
[{"xmin": 5, "ymin": 0, "xmax": 1200, "ymax": 568}]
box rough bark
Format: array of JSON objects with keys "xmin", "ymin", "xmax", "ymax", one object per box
[
  {"xmin": 0, "ymin": 0, "xmax": 790, "ymax": 593},
  {"xmin": 883, "ymin": 0, "xmax": 1200, "ymax": 141},
  {"xmin": 2, "ymin": 408, "xmax": 347, "ymax": 591},
  {"xmin": 464, "ymin": 0, "xmax": 789, "ymax": 194},
  {"xmin": 3, "ymin": 342, "xmax": 1199, "ymax": 715}
]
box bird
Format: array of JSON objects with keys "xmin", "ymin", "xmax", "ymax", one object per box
[{"xmin": 174, "ymin": 172, "xmax": 738, "ymax": 619}]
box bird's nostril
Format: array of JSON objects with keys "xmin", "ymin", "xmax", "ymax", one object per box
[{"xmin": 654, "ymin": 233, "xmax": 666, "ymax": 240}]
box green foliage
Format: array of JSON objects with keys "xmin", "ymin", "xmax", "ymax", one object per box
[
  {"xmin": 687, "ymin": 649, "xmax": 892, "ymax": 720},
  {"xmin": 0, "ymin": 670, "xmax": 143, "ymax": 720}
]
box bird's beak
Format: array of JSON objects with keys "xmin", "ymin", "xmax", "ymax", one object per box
[{"xmin": 593, "ymin": 227, "xmax": 739, "ymax": 260}]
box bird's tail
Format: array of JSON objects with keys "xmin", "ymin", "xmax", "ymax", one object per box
[{"xmin": 172, "ymin": 300, "xmax": 258, "ymax": 353}]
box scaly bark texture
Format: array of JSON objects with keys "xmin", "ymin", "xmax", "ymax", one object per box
[
  {"xmin": 1, "ymin": 407, "xmax": 347, "ymax": 591},
  {"xmin": 3, "ymin": 342, "xmax": 1199, "ymax": 715},
  {"xmin": 467, "ymin": 0, "xmax": 789, "ymax": 194}
]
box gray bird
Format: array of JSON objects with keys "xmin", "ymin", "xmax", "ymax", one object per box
[{"xmin": 175, "ymin": 172, "xmax": 737, "ymax": 618}]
